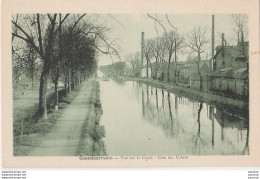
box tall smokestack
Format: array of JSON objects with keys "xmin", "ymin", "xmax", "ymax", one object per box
[{"xmin": 221, "ymin": 33, "xmax": 225, "ymax": 47}]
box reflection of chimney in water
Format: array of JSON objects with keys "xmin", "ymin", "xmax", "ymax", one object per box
[{"xmin": 210, "ymin": 106, "xmax": 215, "ymax": 148}]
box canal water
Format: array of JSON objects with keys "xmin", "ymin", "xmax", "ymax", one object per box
[{"xmin": 98, "ymin": 72, "xmax": 249, "ymax": 156}]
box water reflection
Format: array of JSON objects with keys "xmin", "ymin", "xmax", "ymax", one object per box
[
  {"xmin": 138, "ymin": 83, "xmax": 249, "ymax": 155},
  {"xmin": 99, "ymin": 73, "xmax": 249, "ymax": 156}
]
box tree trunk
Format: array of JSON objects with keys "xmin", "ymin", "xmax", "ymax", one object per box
[
  {"xmin": 160, "ymin": 60, "xmax": 163, "ymax": 81},
  {"xmin": 54, "ymin": 68, "xmax": 59, "ymax": 106},
  {"xmin": 71, "ymin": 69, "xmax": 74, "ymax": 91},
  {"xmin": 150, "ymin": 65, "xmax": 153, "ymax": 79},
  {"xmin": 78, "ymin": 73, "xmax": 81, "ymax": 86},
  {"xmin": 155, "ymin": 58, "xmax": 158, "ymax": 79},
  {"xmin": 39, "ymin": 69, "xmax": 48, "ymax": 120},
  {"xmin": 32, "ymin": 74, "xmax": 34, "ymax": 88},
  {"xmin": 64, "ymin": 75, "xmax": 67, "ymax": 95},
  {"xmin": 146, "ymin": 57, "xmax": 149, "ymax": 79},
  {"xmin": 68, "ymin": 69, "xmax": 71, "ymax": 93},
  {"xmin": 167, "ymin": 55, "xmax": 171, "ymax": 82},
  {"xmin": 54, "ymin": 79, "xmax": 58, "ymax": 105},
  {"xmin": 198, "ymin": 52, "xmax": 202, "ymax": 91}
]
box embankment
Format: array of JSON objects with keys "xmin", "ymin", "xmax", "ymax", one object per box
[
  {"xmin": 123, "ymin": 76, "xmax": 248, "ymax": 109},
  {"xmin": 76, "ymin": 81, "xmax": 106, "ymax": 156}
]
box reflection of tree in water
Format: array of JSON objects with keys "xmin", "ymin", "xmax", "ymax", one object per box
[
  {"xmin": 168, "ymin": 92, "xmax": 174, "ymax": 135},
  {"xmin": 142, "ymin": 85, "xmax": 156, "ymax": 122},
  {"xmin": 175, "ymin": 95, "xmax": 178, "ymax": 111},
  {"xmin": 139, "ymin": 83, "xmax": 248, "ymax": 154},
  {"xmin": 242, "ymin": 101, "xmax": 249, "ymax": 155},
  {"xmin": 162, "ymin": 89, "xmax": 164, "ymax": 109},
  {"xmin": 146, "ymin": 85, "xmax": 149, "ymax": 105},
  {"xmin": 142, "ymin": 89, "xmax": 182, "ymax": 137},
  {"xmin": 142, "ymin": 88, "xmax": 145, "ymax": 116},
  {"xmin": 132, "ymin": 82, "xmax": 142, "ymax": 102},
  {"xmin": 214, "ymin": 105, "xmax": 248, "ymax": 152},
  {"xmin": 209, "ymin": 105, "xmax": 215, "ymax": 148},
  {"xmin": 155, "ymin": 88, "xmax": 158, "ymax": 109},
  {"xmin": 243, "ymin": 124, "xmax": 249, "ymax": 155},
  {"xmin": 193, "ymin": 102, "xmax": 204, "ymax": 154}
]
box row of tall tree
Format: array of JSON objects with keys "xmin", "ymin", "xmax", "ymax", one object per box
[
  {"xmin": 126, "ymin": 27, "xmax": 207, "ymax": 85},
  {"xmin": 125, "ymin": 14, "xmax": 248, "ymax": 91},
  {"xmin": 12, "ymin": 14, "xmax": 118, "ymax": 120}
]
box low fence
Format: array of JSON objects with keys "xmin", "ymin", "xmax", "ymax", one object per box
[{"xmin": 190, "ymin": 77, "xmax": 248, "ymax": 97}]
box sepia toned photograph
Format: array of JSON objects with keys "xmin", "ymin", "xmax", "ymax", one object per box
[{"xmin": 11, "ymin": 13, "xmax": 249, "ymax": 157}]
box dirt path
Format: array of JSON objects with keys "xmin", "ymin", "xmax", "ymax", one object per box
[{"xmin": 28, "ymin": 80, "xmax": 97, "ymax": 156}]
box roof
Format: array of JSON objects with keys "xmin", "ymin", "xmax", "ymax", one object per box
[
  {"xmin": 233, "ymin": 67, "xmax": 248, "ymax": 79},
  {"xmin": 199, "ymin": 61, "xmax": 209, "ymax": 68},
  {"xmin": 219, "ymin": 67, "xmax": 233, "ymax": 73},
  {"xmin": 234, "ymin": 67, "xmax": 247, "ymax": 74},
  {"xmin": 214, "ymin": 42, "xmax": 249, "ymax": 60}
]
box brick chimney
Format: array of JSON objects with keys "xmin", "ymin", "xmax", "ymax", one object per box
[
  {"xmin": 221, "ymin": 33, "xmax": 225, "ymax": 57},
  {"xmin": 221, "ymin": 33, "xmax": 225, "ymax": 47}
]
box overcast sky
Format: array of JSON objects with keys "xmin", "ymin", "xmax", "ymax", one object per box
[{"xmin": 97, "ymin": 14, "xmax": 247, "ymax": 66}]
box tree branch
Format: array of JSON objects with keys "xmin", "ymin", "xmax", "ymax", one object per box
[{"xmin": 36, "ymin": 14, "xmax": 44, "ymax": 55}]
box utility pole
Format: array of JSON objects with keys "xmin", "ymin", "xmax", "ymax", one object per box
[
  {"xmin": 141, "ymin": 32, "xmax": 144, "ymax": 77},
  {"xmin": 211, "ymin": 15, "xmax": 215, "ymax": 71}
]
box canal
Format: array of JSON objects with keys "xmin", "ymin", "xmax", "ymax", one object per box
[{"xmin": 98, "ymin": 72, "xmax": 249, "ymax": 156}]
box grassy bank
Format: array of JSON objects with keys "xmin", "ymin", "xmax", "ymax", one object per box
[{"xmin": 13, "ymin": 88, "xmax": 80, "ymax": 156}]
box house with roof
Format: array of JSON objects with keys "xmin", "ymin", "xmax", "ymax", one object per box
[
  {"xmin": 207, "ymin": 35, "xmax": 249, "ymax": 96},
  {"xmin": 178, "ymin": 56, "xmax": 211, "ymax": 84},
  {"xmin": 213, "ymin": 37, "xmax": 248, "ymax": 79}
]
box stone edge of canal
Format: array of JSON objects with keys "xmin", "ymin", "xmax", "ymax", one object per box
[{"xmin": 76, "ymin": 80, "xmax": 107, "ymax": 156}]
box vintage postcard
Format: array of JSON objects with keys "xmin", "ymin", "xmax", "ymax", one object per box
[{"xmin": 1, "ymin": 0, "xmax": 260, "ymax": 167}]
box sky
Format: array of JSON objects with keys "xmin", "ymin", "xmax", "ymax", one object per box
[{"xmin": 96, "ymin": 14, "xmax": 247, "ymax": 66}]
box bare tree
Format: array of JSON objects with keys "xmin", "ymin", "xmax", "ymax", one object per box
[
  {"xmin": 12, "ymin": 43, "xmax": 39, "ymax": 84},
  {"xmin": 158, "ymin": 38, "xmax": 167, "ymax": 81},
  {"xmin": 150, "ymin": 38, "xmax": 161, "ymax": 79},
  {"xmin": 12, "ymin": 14, "xmax": 73, "ymax": 120},
  {"xmin": 126, "ymin": 52, "xmax": 140, "ymax": 77},
  {"xmin": 25, "ymin": 44, "xmax": 39, "ymax": 88},
  {"xmin": 232, "ymin": 14, "xmax": 248, "ymax": 44},
  {"xmin": 186, "ymin": 26, "xmax": 208, "ymax": 90},
  {"xmin": 143, "ymin": 39, "xmax": 154, "ymax": 78},
  {"xmin": 231, "ymin": 14, "xmax": 249, "ymax": 96},
  {"xmin": 147, "ymin": 14, "xmax": 185, "ymax": 82},
  {"xmin": 162, "ymin": 30, "xmax": 185, "ymax": 82},
  {"xmin": 12, "ymin": 14, "xmax": 121, "ymax": 120}
]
